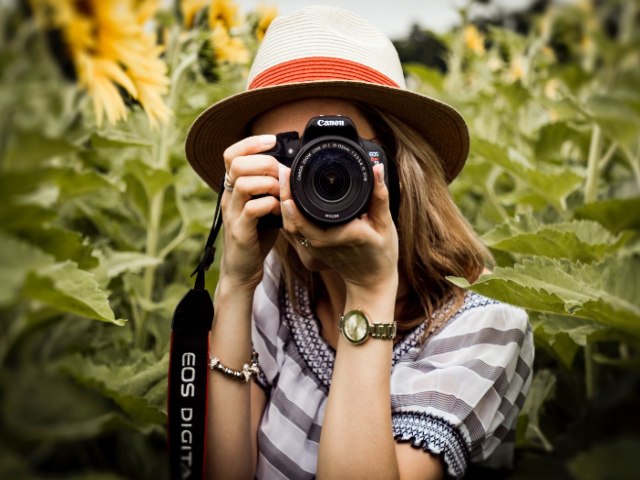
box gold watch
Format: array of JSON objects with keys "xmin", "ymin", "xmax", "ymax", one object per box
[{"xmin": 339, "ymin": 309, "xmax": 397, "ymax": 345}]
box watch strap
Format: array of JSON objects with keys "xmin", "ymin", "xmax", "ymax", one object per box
[{"xmin": 369, "ymin": 321, "xmax": 397, "ymax": 340}]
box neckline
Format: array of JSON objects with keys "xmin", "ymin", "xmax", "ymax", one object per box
[{"xmin": 283, "ymin": 282, "xmax": 430, "ymax": 391}]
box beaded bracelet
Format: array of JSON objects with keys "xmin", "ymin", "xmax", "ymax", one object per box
[{"xmin": 208, "ymin": 350, "xmax": 261, "ymax": 383}]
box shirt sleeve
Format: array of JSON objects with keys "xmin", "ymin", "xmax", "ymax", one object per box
[
  {"xmin": 390, "ymin": 294, "xmax": 534, "ymax": 478},
  {"xmin": 250, "ymin": 251, "xmax": 285, "ymax": 391}
]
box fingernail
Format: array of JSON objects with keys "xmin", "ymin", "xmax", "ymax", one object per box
[
  {"xmin": 259, "ymin": 134, "xmax": 276, "ymax": 146},
  {"xmin": 279, "ymin": 164, "xmax": 286, "ymax": 189},
  {"xmin": 283, "ymin": 200, "xmax": 294, "ymax": 218},
  {"xmin": 377, "ymin": 164, "xmax": 385, "ymax": 184}
]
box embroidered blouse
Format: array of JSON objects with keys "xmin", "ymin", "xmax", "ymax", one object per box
[{"xmin": 251, "ymin": 253, "xmax": 534, "ymax": 479}]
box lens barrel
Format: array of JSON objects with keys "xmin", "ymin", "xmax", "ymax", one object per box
[{"xmin": 290, "ymin": 137, "xmax": 374, "ymax": 226}]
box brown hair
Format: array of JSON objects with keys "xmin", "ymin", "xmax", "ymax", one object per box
[{"xmin": 275, "ymin": 107, "xmax": 492, "ymax": 338}]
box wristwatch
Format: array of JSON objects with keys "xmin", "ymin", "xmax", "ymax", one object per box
[{"xmin": 339, "ymin": 309, "xmax": 397, "ymax": 345}]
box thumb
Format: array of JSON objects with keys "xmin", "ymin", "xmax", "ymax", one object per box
[{"xmin": 368, "ymin": 163, "xmax": 391, "ymax": 224}]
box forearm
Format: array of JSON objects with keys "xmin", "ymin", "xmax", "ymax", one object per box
[
  {"xmin": 318, "ymin": 287, "xmax": 400, "ymax": 480},
  {"xmin": 206, "ymin": 277, "xmax": 256, "ymax": 480}
]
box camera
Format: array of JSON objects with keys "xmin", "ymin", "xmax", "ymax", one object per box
[{"xmin": 258, "ymin": 115, "xmax": 397, "ymax": 228}]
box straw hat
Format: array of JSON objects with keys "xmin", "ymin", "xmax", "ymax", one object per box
[{"xmin": 185, "ymin": 5, "xmax": 469, "ymax": 191}]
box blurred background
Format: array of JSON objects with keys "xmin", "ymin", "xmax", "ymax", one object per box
[{"xmin": 0, "ymin": 0, "xmax": 639, "ymax": 478}]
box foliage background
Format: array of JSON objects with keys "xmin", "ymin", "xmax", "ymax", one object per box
[{"xmin": 0, "ymin": 0, "xmax": 638, "ymax": 478}]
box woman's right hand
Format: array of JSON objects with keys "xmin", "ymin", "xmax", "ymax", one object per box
[{"xmin": 219, "ymin": 134, "xmax": 280, "ymax": 290}]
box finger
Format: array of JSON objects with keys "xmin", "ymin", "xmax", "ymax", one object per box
[
  {"xmin": 237, "ymin": 195, "xmax": 281, "ymax": 230},
  {"xmin": 278, "ymin": 164, "xmax": 292, "ymax": 203},
  {"xmin": 367, "ymin": 163, "xmax": 391, "ymax": 225},
  {"xmin": 223, "ymin": 134, "xmax": 276, "ymax": 172},
  {"xmin": 279, "ymin": 165, "xmax": 293, "ymax": 232},
  {"xmin": 232, "ymin": 175, "xmax": 280, "ymax": 199},
  {"xmin": 226, "ymin": 175, "xmax": 280, "ymax": 220},
  {"xmin": 281, "ymin": 197, "xmax": 355, "ymax": 248},
  {"xmin": 228, "ymin": 154, "xmax": 280, "ymax": 183}
]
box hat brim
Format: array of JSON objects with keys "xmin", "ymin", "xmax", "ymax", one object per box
[{"xmin": 185, "ymin": 80, "xmax": 469, "ymax": 191}]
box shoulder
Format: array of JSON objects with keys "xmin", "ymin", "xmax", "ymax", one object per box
[
  {"xmin": 390, "ymin": 292, "xmax": 534, "ymax": 477},
  {"xmin": 436, "ymin": 292, "xmax": 531, "ymax": 346}
]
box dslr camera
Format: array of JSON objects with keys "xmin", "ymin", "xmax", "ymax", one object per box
[{"xmin": 259, "ymin": 115, "xmax": 397, "ymax": 228}]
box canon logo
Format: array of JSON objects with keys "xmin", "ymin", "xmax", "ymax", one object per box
[{"xmin": 317, "ymin": 119, "xmax": 345, "ymax": 126}]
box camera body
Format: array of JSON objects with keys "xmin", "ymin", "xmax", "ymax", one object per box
[{"xmin": 258, "ymin": 115, "xmax": 396, "ymax": 228}]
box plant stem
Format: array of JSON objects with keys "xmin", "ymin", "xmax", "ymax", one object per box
[
  {"xmin": 621, "ymin": 145, "xmax": 640, "ymax": 190},
  {"xmin": 582, "ymin": 124, "xmax": 603, "ymax": 398},
  {"xmin": 134, "ymin": 27, "xmax": 185, "ymax": 349},
  {"xmin": 584, "ymin": 124, "xmax": 602, "ymax": 203},
  {"xmin": 136, "ymin": 190, "xmax": 165, "ymax": 348},
  {"xmin": 585, "ymin": 342, "xmax": 597, "ymax": 399}
]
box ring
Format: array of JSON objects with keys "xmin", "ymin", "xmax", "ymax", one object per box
[
  {"xmin": 223, "ymin": 172, "xmax": 234, "ymax": 192},
  {"xmin": 297, "ymin": 236, "xmax": 311, "ymax": 248}
]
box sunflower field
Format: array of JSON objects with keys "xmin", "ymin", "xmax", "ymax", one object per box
[{"xmin": 0, "ymin": 0, "xmax": 638, "ymax": 478}]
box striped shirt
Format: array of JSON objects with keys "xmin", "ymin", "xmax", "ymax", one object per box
[{"xmin": 251, "ymin": 254, "xmax": 534, "ymax": 479}]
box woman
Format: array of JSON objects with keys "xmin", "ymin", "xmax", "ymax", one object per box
[{"xmin": 185, "ymin": 6, "xmax": 534, "ymax": 479}]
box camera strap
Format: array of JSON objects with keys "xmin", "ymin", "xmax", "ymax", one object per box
[{"xmin": 168, "ymin": 181, "xmax": 224, "ymax": 480}]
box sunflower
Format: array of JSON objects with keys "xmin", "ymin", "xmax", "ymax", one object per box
[
  {"xmin": 255, "ymin": 3, "xmax": 277, "ymax": 41},
  {"xmin": 31, "ymin": 0, "xmax": 171, "ymax": 128},
  {"xmin": 208, "ymin": 0, "xmax": 239, "ymax": 31},
  {"xmin": 207, "ymin": 0, "xmax": 249, "ymax": 63},
  {"xmin": 181, "ymin": 0, "xmax": 207, "ymax": 28},
  {"xmin": 463, "ymin": 24, "xmax": 485, "ymax": 56}
]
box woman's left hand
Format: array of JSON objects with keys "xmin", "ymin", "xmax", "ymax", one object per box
[{"xmin": 279, "ymin": 163, "xmax": 399, "ymax": 295}]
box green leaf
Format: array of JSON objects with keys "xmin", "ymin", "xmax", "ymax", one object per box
[
  {"xmin": 482, "ymin": 216, "xmax": 629, "ymax": 262},
  {"xmin": 58, "ymin": 352, "xmax": 168, "ymax": 425},
  {"xmin": 586, "ymin": 92, "xmax": 640, "ymax": 148},
  {"xmin": 403, "ymin": 63, "xmax": 444, "ymax": 92},
  {"xmin": 3, "ymin": 129, "xmax": 78, "ymax": 169},
  {"xmin": 18, "ymin": 226, "xmax": 98, "ymax": 269},
  {"xmin": 447, "ymin": 255, "xmax": 640, "ymax": 337},
  {"xmin": 100, "ymin": 250, "xmax": 162, "ymax": 278},
  {"xmin": 517, "ymin": 369, "xmax": 555, "ymax": 451},
  {"xmin": 568, "ymin": 437, "xmax": 640, "ymax": 480},
  {"xmin": 534, "ymin": 121, "xmax": 587, "ymax": 162},
  {"xmin": 532, "ymin": 314, "xmax": 611, "ymax": 368},
  {"xmin": 0, "ymin": 233, "xmax": 54, "ymax": 306},
  {"xmin": 23, "ymin": 261, "xmax": 126, "ymax": 325},
  {"xmin": 90, "ymin": 129, "xmax": 154, "ymax": 148},
  {"xmin": 472, "ymin": 138, "xmax": 584, "ymax": 210},
  {"xmin": 574, "ymin": 197, "xmax": 640, "ymax": 234},
  {"xmin": 126, "ymin": 159, "xmax": 174, "ymax": 197},
  {"xmin": 0, "ymin": 203, "xmax": 57, "ymax": 232},
  {"xmin": 1, "ymin": 367, "xmax": 140, "ymax": 442}
]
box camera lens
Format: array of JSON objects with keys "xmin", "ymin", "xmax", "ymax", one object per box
[
  {"xmin": 290, "ymin": 139, "xmax": 374, "ymax": 226},
  {"xmin": 313, "ymin": 160, "xmax": 351, "ymax": 203}
]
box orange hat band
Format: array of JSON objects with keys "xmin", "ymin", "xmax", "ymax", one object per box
[{"xmin": 248, "ymin": 57, "xmax": 400, "ymax": 90}]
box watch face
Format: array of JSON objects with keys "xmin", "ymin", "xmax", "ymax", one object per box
[{"xmin": 342, "ymin": 310, "xmax": 369, "ymax": 345}]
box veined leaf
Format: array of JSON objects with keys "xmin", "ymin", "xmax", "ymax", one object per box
[
  {"xmin": 472, "ymin": 138, "xmax": 584, "ymax": 210},
  {"xmin": 532, "ymin": 314, "xmax": 611, "ymax": 369},
  {"xmin": 574, "ymin": 197, "xmax": 640, "ymax": 234},
  {"xmin": 534, "ymin": 121, "xmax": 587, "ymax": 162},
  {"xmin": 1, "ymin": 368, "xmax": 145, "ymax": 442},
  {"xmin": 447, "ymin": 255, "xmax": 640, "ymax": 337},
  {"xmin": 3, "ymin": 129, "xmax": 78, "ymax": 169},
  {"xmin": 90, "ymin": 129, "xmax": 154, "ymax": 148},
  {"xmin": 0, "ymin": 233, "xmax": 54, "ymax": 306},
  {"xmin": 482, "ymin": 216, "xmax": 629, "ymax": 262},
  {"xmin": 126, "ymin": 158, "xmax": 175, "ymax": 197},
  {"xmin": 23, "ymin": 261, "xmax": 126, "ymax": 326},
  {"xmin": 0, "ymin": 203, "xmax": 57, "ymax": 232},
  {"xmin": 18, "ymin": 226, "xmax": 98, "ymax": 269},
  {"xmin": 586, "ymin": 93, "xmax": 640, "ymax": 148},
  {"xmin": 100, "ymin": 250, "xmax": 162, "ymax": 278},
  {"xmin": 58, "ymin": 352, "xmax": 168, "ymax": 425},
  {"xmin": 516, "ymin": 369, "xmax": 555, "ymax": 451}
]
